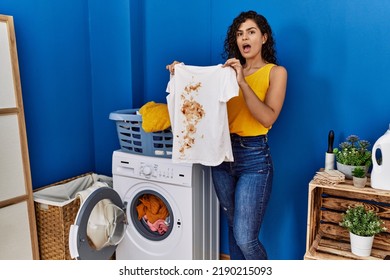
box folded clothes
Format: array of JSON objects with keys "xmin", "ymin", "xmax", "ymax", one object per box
[{"xmin": 139, "ymin": 101, "xmax": 171, "ymax": 132}]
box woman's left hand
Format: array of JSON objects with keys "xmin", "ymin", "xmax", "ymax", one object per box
[
  {"xmin": 223, "ymin": 58, "xmax": 245, "ymax": 84},
  {"xmin": 166, "ymin": 60, "xmax": 182, "ymax": 75}
]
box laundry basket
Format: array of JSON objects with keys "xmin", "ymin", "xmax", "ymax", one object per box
[
  {"xmin": 33, "ymin": 173, "xmax": 112, "ymax": 260},
  {"xmin": 109, "ymin": 109, "xmax": 173, "ymax": 158}
]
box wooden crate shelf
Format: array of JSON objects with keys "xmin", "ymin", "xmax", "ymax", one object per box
[{"xmin": 305, "ymin": 176, "xmax": 390, "ymax": 260}]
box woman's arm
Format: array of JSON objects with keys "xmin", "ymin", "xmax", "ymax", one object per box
[
  {"xmin": 224, "ymin": 58, "xmax": 287, "ymax": 128},
  {"xmin": 241, "ymin": 66, "xmax": 287, "ymax": 128}
]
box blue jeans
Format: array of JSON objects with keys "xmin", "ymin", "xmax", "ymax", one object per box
[{"xmin": 211, "ymin": 134, "xmax": 273, "ymax": 260}]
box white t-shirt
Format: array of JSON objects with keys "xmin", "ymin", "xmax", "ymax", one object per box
[{"xmin": 166, "ymin": 64, "xmax": 239, "ymax": 166}]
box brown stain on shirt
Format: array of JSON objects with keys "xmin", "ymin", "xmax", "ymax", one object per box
[{"xmin": 177, "ymin": 80, "xmax": 205, "ymax": 157}]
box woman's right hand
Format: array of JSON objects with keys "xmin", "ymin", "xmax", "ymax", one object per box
[
  {"xmin": 166, "ymin": 60, "xmax": 182, "ymax": 75},
  {"xmin": 223, "ymin": 58, "xmax": 245, "ymax": 85}
]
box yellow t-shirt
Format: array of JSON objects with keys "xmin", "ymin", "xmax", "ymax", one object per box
[{"xmin": 227, "ymin": 63, "xmax": 276, "ymax": 136}]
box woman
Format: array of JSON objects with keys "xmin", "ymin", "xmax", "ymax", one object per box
[{"xmin": 167, "ymin": 10, "xmax": 287, "ymax": 260}]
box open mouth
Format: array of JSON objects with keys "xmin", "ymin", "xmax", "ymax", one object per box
[{"xmin": 242, "ymin": 44, "xmax": 251, "ymax": 53}]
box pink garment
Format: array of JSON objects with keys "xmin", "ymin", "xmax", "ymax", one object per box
[{"xmin": 144, "ymin": 216, "xmax": 168, "ymax": 235}]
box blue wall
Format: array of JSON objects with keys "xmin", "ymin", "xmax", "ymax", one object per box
[
  {"xmin": 88, "ymin": 0, "xmax": 133, "ymax": 177},
  {"xmin": 1, "ymin": 0, "xmax": 96, "ymax": 187},
  {"xmin": 1, "ymin": 0, "xmax": 389, "ymax": 259}
]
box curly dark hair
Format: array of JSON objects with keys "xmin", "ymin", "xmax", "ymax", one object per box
[{"xmin": 223, "ymin": 11, "xmax": 277, "ymax": 65}]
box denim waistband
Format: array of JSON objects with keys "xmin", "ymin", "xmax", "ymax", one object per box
[{"xmin": 230, "ymin": 133, "xmax": 268, "ymax": 143}]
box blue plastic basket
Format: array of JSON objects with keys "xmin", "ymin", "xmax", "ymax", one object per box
[{"xmin": 109, "ymin": 109, "xmax": 173, "ymax": 158}]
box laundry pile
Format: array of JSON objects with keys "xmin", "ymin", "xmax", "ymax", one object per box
[
  {"xmin": 313, "ymin": 169, "xmax": 345, "ymax": 185},
  {"xmin": 136, "ymin": 194, "xmax": 169, "ymax": 235}
]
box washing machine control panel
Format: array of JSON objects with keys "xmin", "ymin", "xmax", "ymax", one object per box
[
  {"xmin": 113, "ymin": 151, "xmax": 193, "ymax": 186},
  {"xmin": 140, "ymin": 164, "xmax": 153, "ymax": 177},
  {"xmin": 140, "ymin": 163, "xmax": 175, "ymax": 180}
]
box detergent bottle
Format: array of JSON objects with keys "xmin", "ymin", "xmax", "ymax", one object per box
[{"xmin": 371, "ymin": 124, "xmax": 390, "ymax": 190}]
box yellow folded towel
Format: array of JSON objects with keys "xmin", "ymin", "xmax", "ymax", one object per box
[{"xmin": 139, "ymin": 101, "xmax": 171, "ymax": 133}]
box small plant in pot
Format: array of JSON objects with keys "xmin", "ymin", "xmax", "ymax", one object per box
[
  {"xmin": 333, "ymin": 135, "xmax": 372, "ymax": 179},
  {"xmin": 339, "ymin": 205, "xmax": 387, "ymax": 257},
  {"xmin": 351, "ymin": 167, "xmax": 367, "ymax": 188}
]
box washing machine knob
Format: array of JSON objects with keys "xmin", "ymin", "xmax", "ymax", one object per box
[{"xmin": 142, "ymin": 165, "xmax": 152, "ymax": 176}]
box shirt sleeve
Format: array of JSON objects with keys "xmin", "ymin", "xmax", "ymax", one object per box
[
  {"xmin": 219, "ymin": 67, "xmax": 239, "ymax": 103},
  {"xmin": 166, "ymin": 75, "xmax": 173, "ymax": 94},
  {"xmin": 166, "ymin": 75, "xmax": 175, "ymax": 130}
]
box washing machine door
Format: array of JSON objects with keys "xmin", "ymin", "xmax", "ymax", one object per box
[{"xmin": 68, "ymin": 187, "xmax": 127, "ymax": 260}]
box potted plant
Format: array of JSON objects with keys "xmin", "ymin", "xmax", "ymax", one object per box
[
  {"xmin": 339, "ymin": 205, "xmax": 387, "ymax": 257},
  {"xmin": 351, "ymin": 167, "xmax": 367, "ymax": 188},
  {"xmin": 333, "ymin": 135, "xmax": 372, "ymax": 179}
]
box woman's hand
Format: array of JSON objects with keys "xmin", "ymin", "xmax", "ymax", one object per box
[
  {"xmin": 166, "ymin": 61, "xmax": 182, "ymax": 75},
  {"xmin": 223, "ymin": 58, "xmax": 245, "ymax": 85}
]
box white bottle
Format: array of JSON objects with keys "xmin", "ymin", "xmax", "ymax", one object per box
[{"xmin": 371, "ymin": 124, "xmax": 390, "ymax": 190}]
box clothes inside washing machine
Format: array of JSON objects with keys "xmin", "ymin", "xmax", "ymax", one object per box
[{"xmin": 132, "ymin": 192, "xmax": 174, "ymax": 240}]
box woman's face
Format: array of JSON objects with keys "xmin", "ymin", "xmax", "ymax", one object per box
[{"xmin": 236, "ymin": 19, "xmax": 267, "ymax": 61}]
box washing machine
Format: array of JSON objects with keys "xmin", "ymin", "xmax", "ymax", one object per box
[{"xmin": 68, "ymin": 150, "xmax": 219, "ymax": 260}]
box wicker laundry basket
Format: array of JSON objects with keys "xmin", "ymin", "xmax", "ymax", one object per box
[
  {"xmin": 34, "ymin": 172, "xmax": 115, "ymax": 260},
  {"xmin": 34, "ymin": 173, "xmax": 89, "ymax": 260}
]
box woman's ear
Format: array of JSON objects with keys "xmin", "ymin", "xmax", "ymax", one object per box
[{"xmin": 262, "ymin": 33, "xmax": 268, "ymax": 44}]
